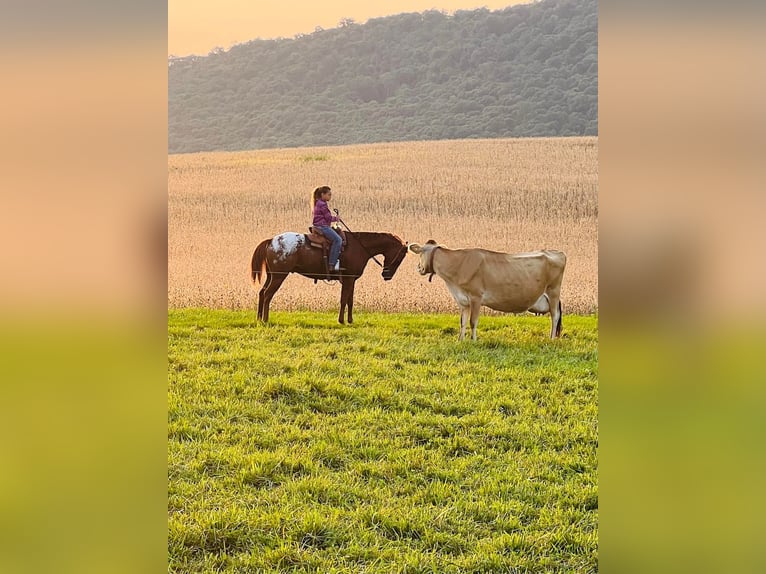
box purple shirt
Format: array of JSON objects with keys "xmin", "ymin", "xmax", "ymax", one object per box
[{"xmin": 312, "ymin": 199, "xmax": 337, "ymax": 227}]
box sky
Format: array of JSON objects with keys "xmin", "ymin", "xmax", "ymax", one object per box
[{"xmin": 168, "ymin": 0, "xmax": 530, "ymax": 56}]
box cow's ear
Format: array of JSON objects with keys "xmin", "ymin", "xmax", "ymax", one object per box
[
  {"xmin": 425, "ymin": 239, "xmax": 437, "ymax": 245},
  {"xmin": 409, "ymin": 243, "xmax": 422, "ymax": 254}
]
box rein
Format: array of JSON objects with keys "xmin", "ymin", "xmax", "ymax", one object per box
[
  {"xmin": 334, "ymin": 213, "xmax": 384, "ymax": 268},
  {"xmin": 385, "ymin": 243, "xmax": 408, "ymax": 273}
]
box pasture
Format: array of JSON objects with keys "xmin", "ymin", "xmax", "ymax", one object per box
[
  {"xmin": 168, "ymin": 310, "xmax": 598, "ymax": 573},
  {"xmin": 168, "ymin": 136, "xmax": 598, "ymax": 571},
  {"xmin": 168, "ymin": 137, "xmax": 597, "ymax": 315}
]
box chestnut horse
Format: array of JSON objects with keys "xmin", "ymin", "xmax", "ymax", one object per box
[{"xmin": 250, "ymin": 231, "xmax": 407, "ymax": 324}]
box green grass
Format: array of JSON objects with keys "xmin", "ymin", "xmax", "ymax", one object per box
[
  {"xmin": 168, "ymin": 310, "xmax": 598, "ymax": 573},
  {"xmin": 298, "ymin": 154, "xmax": 330, "ymax": 162}
]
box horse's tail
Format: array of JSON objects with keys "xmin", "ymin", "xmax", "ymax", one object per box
[{"xmin": 250, "ymin": 239, "xmax": 270, "ymax": 285}]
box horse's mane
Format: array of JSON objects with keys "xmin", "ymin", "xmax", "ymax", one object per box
[{"xmin": 355, "ymin": 231, "xmax": 405, "ymax": 243}]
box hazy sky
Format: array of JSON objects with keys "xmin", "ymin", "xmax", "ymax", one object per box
[{"xmin": 169, "ymin": 1, "xmax": 529, "ymax": 56}]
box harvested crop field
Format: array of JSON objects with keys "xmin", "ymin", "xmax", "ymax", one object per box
[{"xmin": 168, "ymin": 137, "xmax": 597, "ymax": 315}]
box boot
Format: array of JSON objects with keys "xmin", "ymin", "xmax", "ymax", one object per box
[{"xmin": 328, "ymin": 261, "xmax": 345, "ymax": 276}]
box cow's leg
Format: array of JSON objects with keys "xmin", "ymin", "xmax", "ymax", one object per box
[
  {"xmin": 469, "ymin": 299, "xmax": 481, "ymax": 341},
  {"xmin": 545, "ymin": 288, "xmax": 562, "ymax": 339},
  {"xmin": 339, "ymin": 279, "xmax": 352, "ymax": 324},
  {"xmin": 458, "ymin": 305, "xmax": 470, "ymax": 341},
  {"xmin": 261, "ymin": 272, "xmax": 287, "ymax": 323},
  {"xmin": 544, "ymin": 264, "xmax": 565, "ymax": 338}
]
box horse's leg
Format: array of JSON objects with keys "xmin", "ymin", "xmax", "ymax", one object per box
[
  {"xmin": 339, "ymin": 279, "xmax": 351, "ymax": 324},
  {"xmin": 257, "ymin": 272, "xmax": 273, "ymax": 321},
  {"xmin": 262, "ymin": 272, "xmax": 287, "ymax": 323},
  {"xmin": 347, "ymin": 280, "xmax": 356, "ymax": 324}
]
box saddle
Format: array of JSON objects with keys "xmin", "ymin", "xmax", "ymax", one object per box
[
  {"xmin": 306, "ymin": 227, "xmax": 347, "ymax": 282},
  {"xmin": 307, "ymin": 226, "xmax": 347, "ymax": 255}
]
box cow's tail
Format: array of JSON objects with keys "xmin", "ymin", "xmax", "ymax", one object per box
[
  {"xmin": 556, "ymin": 300, "xmax": 563, "ymax": 337},
  {"xmin": 250, "ymin": 239, "xmax": 270, "ymax": 285}
]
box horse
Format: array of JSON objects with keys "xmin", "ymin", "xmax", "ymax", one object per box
[{"xmin": 250, "ymin": 231, "xmax": 408, "ymax": 324}]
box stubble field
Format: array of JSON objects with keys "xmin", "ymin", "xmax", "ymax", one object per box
[{"xmin": 168, "ymin": 137, "xmax": 597, "ymax": 315}]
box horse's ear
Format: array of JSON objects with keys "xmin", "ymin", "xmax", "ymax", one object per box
[
  {"xmin": 425, "ymin": 239, "xmax": 437, "ymax": 245},
  {"xmin": 409, "ymin": 243, "xmax": 422, "ymax": 254}
]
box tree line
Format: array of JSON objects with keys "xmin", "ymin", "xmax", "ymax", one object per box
[{"xmin": 169, "ymin": 0, "xmax": 596, "ymax": 153}]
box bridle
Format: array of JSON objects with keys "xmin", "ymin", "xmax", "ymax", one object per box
[
  {"xmin": 334, "ymin": 212, "xmax": 385, "ymax": 268},
  {"xmin": 354, "ymin": 235, "xmax": 407, "ymax": 275},
  {"xmin": 382, "ymin": 242, "xmax": 408, "ymax": 276},
  {"xmin": 335, "ymin": 212, "xmax": 406, "ymax": 274}
]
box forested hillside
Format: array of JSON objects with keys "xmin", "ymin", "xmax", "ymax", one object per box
[{"xmin": 169, "ymin": 0, "xmax": 596, "ymax": 153}]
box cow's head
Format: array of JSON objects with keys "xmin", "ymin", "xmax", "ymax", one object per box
[{"xmin": 408, "ymin": 239, "xmax": 439, "ymax": 276}]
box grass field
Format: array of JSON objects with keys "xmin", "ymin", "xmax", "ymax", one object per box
[
  {"xmin": 168, "ymin": 137, "xmax": 597, "ymax": 315},
  {"xmin": 168, "ymin": 309, "xmax": 598, "ymax": 573}
]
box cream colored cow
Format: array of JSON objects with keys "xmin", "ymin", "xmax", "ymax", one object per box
[{"xmin": 409, "ymin": 240, "xmax": 566, "ymax": 340}]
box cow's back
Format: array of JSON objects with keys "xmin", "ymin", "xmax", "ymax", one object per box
[{"xmin": 469, "ymin": 249, "xmax": 566, "ymax": 313}]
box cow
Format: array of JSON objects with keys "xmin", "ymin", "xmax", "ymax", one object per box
[{"xmin": 408, "ymin": 240, "xmax": 566, "ymax": 341}]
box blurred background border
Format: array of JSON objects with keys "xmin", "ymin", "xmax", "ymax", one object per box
[{"xmin": 1, "ymin": 1, "xmax": 764, "ymax": 572}]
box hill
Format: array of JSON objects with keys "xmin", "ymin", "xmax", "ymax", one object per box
[{"xmin": 168, "ymin": 0, "xmax": 597, "ymax": 153}]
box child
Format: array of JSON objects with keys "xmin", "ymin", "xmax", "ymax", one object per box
[{"xmin": 312, "ymin": 186, "xmax": 343, "ymax": 272}]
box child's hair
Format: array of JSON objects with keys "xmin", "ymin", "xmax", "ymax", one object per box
[{"xmin": 312, "ymin": 185, "xmax": 332, "ymax": 207}]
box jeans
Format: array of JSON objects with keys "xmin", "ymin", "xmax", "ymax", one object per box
[{"xmin": 316, "ymin": 226, "xmax": 342, "ymax": 267}]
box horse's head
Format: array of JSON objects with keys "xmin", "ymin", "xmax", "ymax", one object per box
[{"xmin": 381, "ymin": 235, "xmax": 408, "ymax": 281}]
